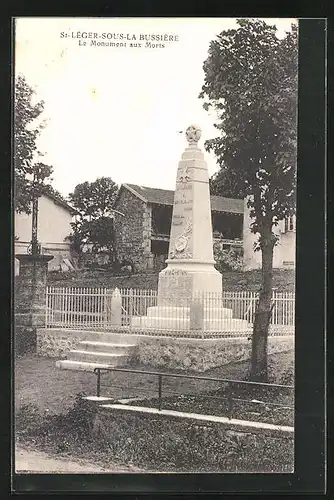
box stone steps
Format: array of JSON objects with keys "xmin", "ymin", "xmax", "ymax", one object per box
[
  {"xmin": 56, "ymin": 359, "xmax": 116, "ymax": 372},
  {"xmin": 83, "ymin": 332, "xmax": 137, "ymax": 344},
  {"xmin": 56, "ymin": 332, "xmax": 137, "ymax": 372},
  {"xmin": 79, "ymin": 340, "xmax": 136, "ymax": 354},
  {"xmin": 69, "ymin": 349, "xmax": 128, "ymax": 364}
]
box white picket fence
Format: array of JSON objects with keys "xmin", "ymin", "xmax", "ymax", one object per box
[{"xmin": 45, "ymin": 286, "xmax": 295, "ymax": 336}]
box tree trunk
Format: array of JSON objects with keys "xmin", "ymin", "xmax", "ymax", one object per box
[{"xmin": 250, "ymin": 234, "xmax": 275, "ymax": 382}]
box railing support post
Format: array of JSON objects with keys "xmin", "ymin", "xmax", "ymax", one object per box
[
  {"xmin": 96, "ymin": 368, "xmax": 101, "ymax": 398},
  {"xmin": 227, "ymin": 384, "xmax": 233, "ymax": 420},
  {"xmin": 158, "ymin": 374, "xmax": 162, "ymax": 411}
]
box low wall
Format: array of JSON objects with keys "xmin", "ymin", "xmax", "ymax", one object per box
[
  {"xmin": 37, "ymin": 328, "xmax": 294, "ymax": 373},
  {"xmin": 94, "ymin": 407, "xmax": 294, "ymax": 472},
  {"xmin": 37, "ymin": 329, "xmax": 95, "ymax": 358},
  {"xmin": 132, "ymin": 335, "xmax": 294, "ymax": 372}
]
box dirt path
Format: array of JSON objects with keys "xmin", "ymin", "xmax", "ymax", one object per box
[{"xmin": 15, "ymin": 447, "xmax": 140, "ymax": 473}]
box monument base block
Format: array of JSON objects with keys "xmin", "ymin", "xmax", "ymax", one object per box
[
  {"xmin": 139, "ymin": 261, "xmax": 232, "ymax": 333},
  {"xmin": 157, "ymin": 261, "xmax": 223, "ymax": 306}
]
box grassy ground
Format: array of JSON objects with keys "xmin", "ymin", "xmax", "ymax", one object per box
[
  {"xmin": 37, "ymin": 268, "xmax": 295, "ymax": 291},
  {"xmin": 15, "ymin": 350, "xmax": 294, "ymax": 416},
  {"xmin": 15, "ymin": 352, "xmax": 294, "ymax": 473}
]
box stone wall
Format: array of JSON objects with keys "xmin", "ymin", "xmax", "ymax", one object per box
[
  {"xmin": 37, "ymin": 329, "xmax": 95, "ymax": 358},
  {"xmin": 37, "ymin": 328, "xmax": 294, "ymax": 383},
  {"xmin": 132, "ymin": 335, "xmax": 294, "ymax": 374},
  {"xmin": 143, "ymin": 204, "xmax": 154, "ymax": 269},
  {"xmin": 113, "ymin": 189, "xmax": 152, "ymax": 271}
]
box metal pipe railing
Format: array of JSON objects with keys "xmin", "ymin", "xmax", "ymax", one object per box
[{"xmin": 93, "ymin": 366, "xmax": 294, "ymax": 420}]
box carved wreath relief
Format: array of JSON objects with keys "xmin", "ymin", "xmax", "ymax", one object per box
[
  {"xmin": 169, "ymin": 218, "xmax": 192, "ymax": 259},
  {"xmin": 186, "ymin": 124, "xmax": 202, "ymax": 145}
]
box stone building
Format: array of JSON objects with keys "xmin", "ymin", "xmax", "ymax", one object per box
[
  {"xmin": 113, "ymin": 183, "xmax": 244, "ymax": 271},
  {"xmin": 243, "ymin": 196, "xmax": 296, "ymax": 270},
  {"xmin": 15, "ymin": 191, "xmax": 77, "ymax": 275},
  {"xmin": 113, "ymin": 183, "xmax": 296, "ymax": 272}
]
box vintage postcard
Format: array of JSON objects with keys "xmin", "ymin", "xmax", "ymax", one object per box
[{"xmin": 12, "ymin": 15, "xmax": 325, "ymax": 493}]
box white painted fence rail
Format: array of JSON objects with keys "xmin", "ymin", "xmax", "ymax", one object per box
[{"xmin": 45, "ymin": 287, "xmax": 295, "ymax": 337}]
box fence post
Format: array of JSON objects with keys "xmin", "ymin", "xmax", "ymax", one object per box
[
  {"xmin": 110, "ymin": 288, "xmax": 122, "ymax": 326},
  {"xmin": 129, "ymin": 288, "xmax": 133, "ymax": 328},
  {"xmin": 45, "ymin": 286, "xmax": 49, "ymax": 328}
]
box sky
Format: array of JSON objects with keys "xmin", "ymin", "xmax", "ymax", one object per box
[{"xmin": 15, "ymin": 17, "xmax": 297, "ymax": 198}]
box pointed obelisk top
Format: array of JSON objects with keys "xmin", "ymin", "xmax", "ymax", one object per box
[{"xmin": 185, "ymin": 124, "xmax": 202, "ymax": 146}]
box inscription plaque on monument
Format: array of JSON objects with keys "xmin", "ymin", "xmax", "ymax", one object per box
[{"xmin": 158, "ymin": 272, "xmax": 194, "ymax": 305}]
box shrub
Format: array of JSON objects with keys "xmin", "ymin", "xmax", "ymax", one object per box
[
  {"xmin": 95, "ymin": 412, "xmax": 293, "ymax": 472},
  {"xmin": 15, "ymin": 392, "xmax": 98, "ymax": 453},
  {"xmin": 15, "ymin": 326, "xmax": 37, "ymax": 357},
  {"xmin": 213, "ymin": 244, "xmax": 244, "ymax": 272},
  {"xmin": 15, "ymin": 402, "xmax": 44, "ymax": 437},
  {"xmin": 277, "ymin": 361, "xmax": 295, "ymax": 386}
]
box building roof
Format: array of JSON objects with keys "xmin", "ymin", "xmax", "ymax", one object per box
[
  {"xmin": 118, "ymin": 183, "xmax": 244, "ymax": 214},
  {"xmin": 42, "ymin": 190, "xmax": 79, "ymax": 215}
]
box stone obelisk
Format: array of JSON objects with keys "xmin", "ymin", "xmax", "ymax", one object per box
[
  {"xmin": 130, "ymin": 125, "xmax": 248, "ymax": 331},
  {"xmin": 157, "ymin": 124, "xmax": 222, "ymax": 306}
]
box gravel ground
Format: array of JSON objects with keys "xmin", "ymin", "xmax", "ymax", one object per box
[{"xmin": 15, "ymin": 446, "xmax": 141, "ymax": 473}]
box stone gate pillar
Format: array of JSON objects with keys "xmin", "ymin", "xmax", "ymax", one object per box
[{"xmin": 15, "ymin": 254, "xmax": 53, "ymax": 356}]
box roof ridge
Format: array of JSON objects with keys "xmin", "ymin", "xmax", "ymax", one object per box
[
  {"xmin": 41, "ymin": 190, "xmax": 79, "ymax": 215},
  {"xmin": 120, "ymin": 183, "xmax": 244, "ymax": 214},
  {"xmin": 125, "ymin": 183, "xmax": 243, "ymax": 201},
  {"xmin": 127, "ymin": 183, "xmax": 173, "ymax": 192}
]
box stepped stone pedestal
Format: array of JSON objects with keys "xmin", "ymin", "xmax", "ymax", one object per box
[{"xmin": 131, "ymin": 125, "xmax": 242, "ymax": 332}]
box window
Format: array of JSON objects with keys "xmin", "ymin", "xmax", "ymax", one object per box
[{"xmin": 284, "ymin": 216, "xmax": 295, "ymax": 232}]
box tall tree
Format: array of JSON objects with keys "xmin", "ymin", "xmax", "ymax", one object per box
[
  {"xmin": 14, "ymin": 74, "xmax": 53, "ymax": 213},
  {"xmin": 68, "ymin": 177, "xmax": 119, "ymax": 254},
  {"xmin": 200, "ymin": 19, "xmax": 298, "ymax": 381}
]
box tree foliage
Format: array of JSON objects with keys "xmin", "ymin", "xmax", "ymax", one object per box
[
  {"xmin": 68, "ymin": 177, "xmax": 119, "ymax": 254},
  {"xmin": 42, "ymin": 184, "xmax": 68, "ymax": 204},
  {"xmin": 200, "ymin": 19, "xmax": 298, "ymax": 380},
  {"xmin": 14, "ymin": 75, "xmax": 53, "ymax": 213},
  {"xmin": 202, "ymin": 19, "xmax": 297, "ymax": 226},
  {"xmin": 69, "ymin": 177, "xmax": 118, "ymax": 219}
]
